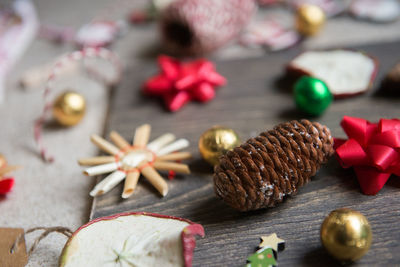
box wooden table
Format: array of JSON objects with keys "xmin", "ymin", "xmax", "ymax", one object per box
[{"xmin": 91, "ymin": 41, "xmax": 400, "ymax": 266}]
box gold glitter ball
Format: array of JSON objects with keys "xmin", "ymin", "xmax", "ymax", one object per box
[
  {"xmin": 295, "ymin": 4, "xmax": 326, "ymax": 36},
  {"xmin": 198, "ymin": 126, "xmax": 240, "ymax": 166},
  {"xmin": 320, "ymin": 208, "xmax": 372, "ymax": 262},
  {"xmin": 53, "ymin": 91, "xmax": 86, "ymax": 126}
]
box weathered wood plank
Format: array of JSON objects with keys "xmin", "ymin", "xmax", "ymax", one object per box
[{"xmin": 91, "ymin": 41, "xmax": 400, "ymax": 266}]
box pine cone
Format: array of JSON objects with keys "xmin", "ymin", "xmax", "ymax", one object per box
[
  {"xmin": 160, "ymin": 0, "xmax": 256, "ymax": 55},
  {"xmin": 213, "ymin": 120, "xmax": 334, "ymax": 211}
]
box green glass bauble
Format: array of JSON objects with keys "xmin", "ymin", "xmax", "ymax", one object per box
[{"xmin": 294, "ymin": 76, "xmax": 332, "ymax": 116}]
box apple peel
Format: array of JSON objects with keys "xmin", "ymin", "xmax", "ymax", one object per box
[
  {"xmin": 59, "ymin": 212, "xmax": 204, "ymax": 267},
  {"xmin": 287, "ymin": 50, "xmax": 378, "ymax": 98}
]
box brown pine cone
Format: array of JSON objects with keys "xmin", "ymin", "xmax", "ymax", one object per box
[{"xmin": 213, "ymin": 120, "xmax": 334, "ymax": 211}]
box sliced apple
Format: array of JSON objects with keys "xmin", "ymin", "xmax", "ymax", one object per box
[
  {"xmin": 59, "ymin": 212, "xmax": 204, "ymax": 267},
  {"xmin": 287, "ymin": 50, "xmax": 378, "ymax": 98}
]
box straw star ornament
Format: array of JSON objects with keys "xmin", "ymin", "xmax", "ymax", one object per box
[{"xmin": 78, "ymin": 124, "xmax": 192, "ymax": 198}]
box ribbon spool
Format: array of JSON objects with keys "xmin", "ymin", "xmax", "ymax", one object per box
[{"xmin": 160, "ymin": 0, "xmax": 256, "ymax": 55}]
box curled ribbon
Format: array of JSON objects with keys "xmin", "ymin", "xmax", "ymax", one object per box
[
  {"xmin": 143, "ymin": 55, "xmax": 226, "ymax": 112},
  {"xmin": 335, "ymin": 116, "xmax": 400, "ymax": 195}
]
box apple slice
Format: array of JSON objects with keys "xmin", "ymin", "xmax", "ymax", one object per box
[
  {"xmin": 59, "ymin": 212, "xmax": 204, "ymax": 267},
  {"xmin": 287, "ymin": 50, "xmax": 378, "ymax": 98}
]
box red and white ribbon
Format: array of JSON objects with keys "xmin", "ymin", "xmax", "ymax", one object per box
[
  {"xmin": 34, "ymin": 47, "xmax": 123, "ymax": 162},
  {"xmin": 239, "ymin": 17, "xmax": 300, "ymax": 51}
]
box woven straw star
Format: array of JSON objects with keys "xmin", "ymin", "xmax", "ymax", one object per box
[{"xmin": 78, "ymin": 124, "xmax": 191, "ymax": 198}]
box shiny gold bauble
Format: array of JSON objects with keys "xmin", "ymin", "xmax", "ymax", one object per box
[
  {"xmin": 52, "ymin": 91, "xmax": 86, "ymax": 126},
  {"xmin": 295, "ymin": 4, "xmax": 326, "ymax": 36},
  {"xmin": 198, "ymin": 126, "xmax": 241, "ymax": 166},
  {"xmin": 321, "ymin": 208, "xmax": 372, "ymax": 262}
]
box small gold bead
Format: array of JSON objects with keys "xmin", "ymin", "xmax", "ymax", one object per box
[
  {"xmin": 53, "ymin": 91, "xmax": 86, "ymax": 126},
  {"xmin": 198, "ymin": 126, "xmax": 240, "ymax": 166},
  {"xmin": 295, "ymin": 4, "xmax": 326, "ymax": 36}
]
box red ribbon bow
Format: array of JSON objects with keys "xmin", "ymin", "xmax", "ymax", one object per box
[
  {"xmin": 143, "ymin": 55, "xmax": 226, "ymax": 112},
  {"xmin": 0, "ymin": 178, "xmax": 14, "ymax": 195},
  {"xmin": 335, "ymin": 116, "xmax": 400, "ymax": 195}
]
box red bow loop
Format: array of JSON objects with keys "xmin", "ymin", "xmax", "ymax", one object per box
[
  {"xmin": 336, "ymin": 139, "xmax": 368, "ymax": 168},
  {"xmin": 370, "ymin": 131, "xmax": 400, "ymax": 148},
  {"xmin": 367, "ymin": 145, "xmax": 398, "ymax": 171},
  {"xmin": 0, "ymin": 177, "xmax": 14, "ymax": 195},
  {"xmin": 158, "ymin": 55, "xmax": 180, "ymax": 80},
  {"xmin": 379, "ymin": 118, "xmax": 400, "ymax": 133},
  {"xmin": 143, "ymin": 55, "xmax": 226, "ymax": 111},
  {"xmin": 340, "ymin": 116, "xmax": 368, "ymax": 146},
  {"xmin": 335, "ymin": 116, "xmax": 400, "ymax": 195}
]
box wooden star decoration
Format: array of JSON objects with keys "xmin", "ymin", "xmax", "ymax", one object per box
[
  {"xmin": 78, "ymin": 124, "xmax": 192, "ymax": 198},
  {"xmin": 259, "ymin": 233, "xmax": 285, "ymax": 252}
]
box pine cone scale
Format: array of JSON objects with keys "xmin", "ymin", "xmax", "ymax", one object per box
[{"xmin": 213, "ymin": 120, "xmax": 334, "ymax": 211}]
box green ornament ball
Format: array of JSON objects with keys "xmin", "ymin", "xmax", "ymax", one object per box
[{"xmin": 294, "ymin": 76, "xmax": 332, "ymax": 116}]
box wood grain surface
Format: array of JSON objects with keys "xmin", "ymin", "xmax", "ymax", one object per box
[{"xmin": 90, "ymin": 41, "xmax": 400, "ymax": 266}]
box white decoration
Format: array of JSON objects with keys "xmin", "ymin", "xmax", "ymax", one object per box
[{"xmin": 290, "ymin": 50, "xmax": 376, "ymax": 97}]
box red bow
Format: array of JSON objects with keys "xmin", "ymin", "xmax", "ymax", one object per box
[
  {"xmin": 0, "ymin": 178, "xmax": 14, "ymax": 195},
  {"xmin": 335, "ymin": 116, "xmax": 400, "ymax": 195},
  {"xmin": 143, "ymin": 55, "xmax": 226, "ymax": 111}
]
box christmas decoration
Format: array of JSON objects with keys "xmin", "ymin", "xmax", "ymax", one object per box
[
  {"xmin": 39, "ymin": 20, "xmax": 122, "ymax": 48},
  {"xmin": 79, "ymin": 124, "xmax": 192, "ymax": 198},
  {"xmin": 0, "ymin": 154, "xmax": 20, "ymax": 195},
  {"xmin": 59, "ymin": 212, "xmax": 204, "ymax": 267},
  {"xmin": 214, "ymin": 119, "xmax": 334, "ymax": 211},
  {"xmin": 259, "ymin": 233, "xmax": 285, "ymax": 252},
  {"xmin": 246, "ymin": 234, "xmax": 285, "ymax": 267},
  {"xmin": 321, "ymin": 208, "xmax": 372, "ymax": 262},
  {"xmin": 295, "ymin": 4, "xmax": 326, "ymax": 36},
  {"xmin": 289, "ymin": 0, "xmax": 346, "ymax": 18},
  {"xmin": 143, "ymin": 55, "xmax": 226, "ymax": 112},
  {"xmin": 75, "ymin": 21, "xmax": 120, "ymax": 48},
  {"xmin": 198, "ymin": 126, "xmax": 241, "ymax": 166},
  {"xmin": 349, "ymin": 0, "xmax": 400, "ymax": 23},
  {"xmin": 0, "ymin": 228, "xmax": 28, "ymax": 267},
  {"xmin": 52, "ymin": 91, "xmax": 86, "ymax": 127},
  {"xmin": 334, "ymin": 116, "xmax": 400, "ymax": 195},
  {"xmin": 0, "ymin": 0, "xmax": 38, "ymax": 102},
  {"xmin": 294, "ymin": 76, "xmax": 332, "ymax": 116},
  {"xmin": 380, "ymin": 61, "xmax": 400, "ymax": 95},
  {"xmin": 160, "ymin": 0, "xmax": 256, "ymax": 55},
  {"xmin": 246, "ymin": 247, "xmax": 277, "ymax": 267},
  {"xmin": 34, "ymin": 47, "xmax": 122, "ymax": 162},
  {"xmin": 239, "ymin": 17, "xmax": 300, "ymax": 51},
  {"xmin": 288, "ymin": 50, "xmax": 378, "ymax": 98},
  {"xmin": 152, "ymin": 0, "xmax": 177, "ymax": 12}
]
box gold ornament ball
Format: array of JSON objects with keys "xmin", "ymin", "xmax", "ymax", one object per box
[
  {"xmin": 198, "ymin": 126, "xmax": 241, "ymax": 166},
  {"xmin": 52, "ymin": 91, "xmax": 86, "ymax": 126},
  {"xmin": 295, "ymin": 4, "xmax": 326, "ymax": 36},
  {"xmin": 321, "ymin": 208, "xmax": 372, "ymax": 262}
]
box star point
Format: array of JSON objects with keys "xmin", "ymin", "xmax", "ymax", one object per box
[{"xmin": 259, "ymin": 233, "xmax": 285, "ymax": 252}]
